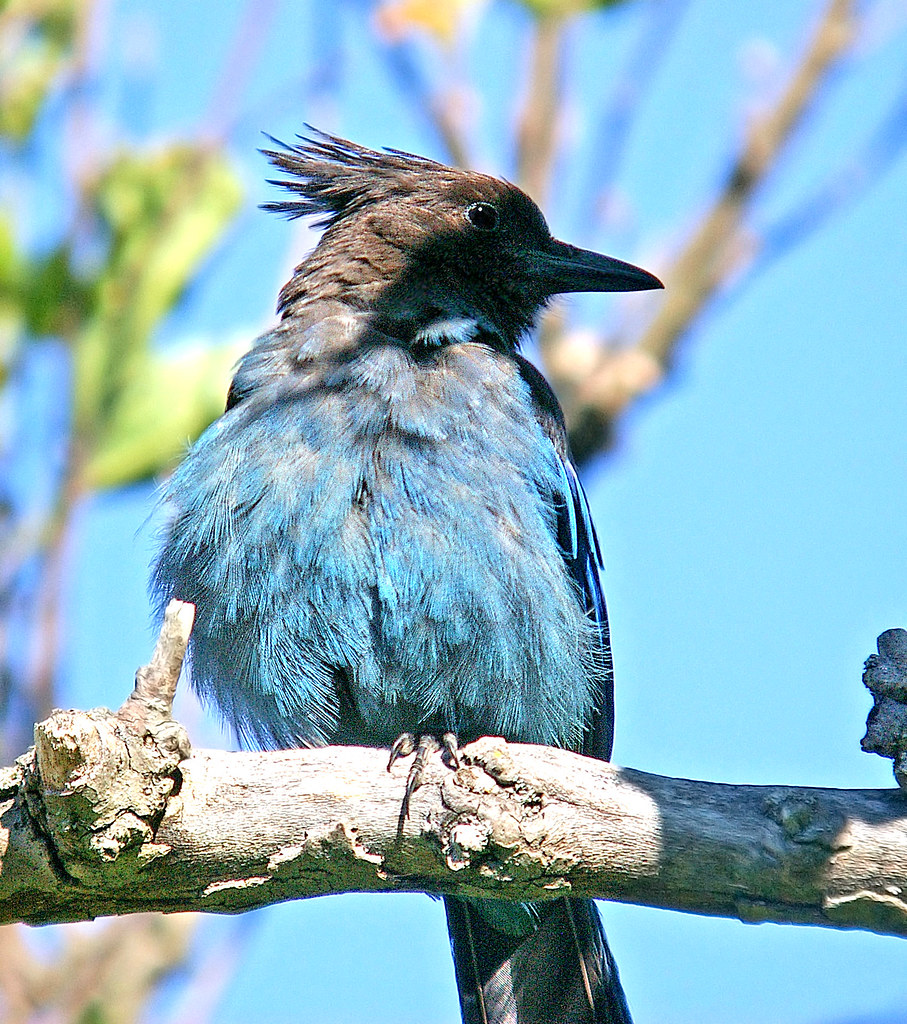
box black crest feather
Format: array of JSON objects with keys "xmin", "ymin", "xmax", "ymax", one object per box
[{"xmin": 260, "ymin": 126, "xmax": 452, "ymax": 227}]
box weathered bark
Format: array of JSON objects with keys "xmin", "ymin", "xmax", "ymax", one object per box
[
  {"xmin": 2, "ymin": 721, "xmax": 906, "ymax": 934},
  {"xmin": 2, "ymin": 601, "xmax": 905, "ymax": 938}
]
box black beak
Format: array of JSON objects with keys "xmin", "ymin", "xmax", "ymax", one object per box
[{"xmin": 531, "ymin": 238, "xmax": 663, "ymax": 296}]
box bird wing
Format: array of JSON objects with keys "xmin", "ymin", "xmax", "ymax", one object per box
[
  {"xmin": 515, "ymin": 354, "xmax": 615, "ymax": 762},
  {"xmin": 553, "ymin": 447, "xmax": 615, "ymax": 761}
]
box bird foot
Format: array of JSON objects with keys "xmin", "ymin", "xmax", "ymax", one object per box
[{"xmin": 388, "ymin": 731, "xmax": 459, "ymax": 818}]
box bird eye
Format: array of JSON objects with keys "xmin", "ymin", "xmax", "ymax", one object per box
[{"xmin": 466, "ymin": 202, "xmax": 499, "ymax": 231}]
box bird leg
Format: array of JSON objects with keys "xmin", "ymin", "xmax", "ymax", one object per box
[{"xmin": 388, "ymin": 731, "xmax": 460, "ymax": 818}]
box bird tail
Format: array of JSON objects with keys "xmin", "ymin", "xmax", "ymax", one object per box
[{"xmin": 444, "ymin": 895, "xmax": 632, "ymax": 1024}]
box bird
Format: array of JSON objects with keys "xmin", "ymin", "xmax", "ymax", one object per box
[{"xmin": 151, "ymin": 128, "xmax": 662, "ymax": 1024}]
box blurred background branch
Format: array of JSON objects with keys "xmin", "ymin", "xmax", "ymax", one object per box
[{"xmin": 541, "ymin": 0, "xmax": 861, "ymax": 461}]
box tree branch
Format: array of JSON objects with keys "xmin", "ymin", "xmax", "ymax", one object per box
[
  {"xmin": 3, "ymin": 601, "xmax": 905, "ymax": 939},
  {"xmin": 548, "ymin": 0, "xmax": 858, "ymax": 464},
  {"xmin": 515, "ymin": 13, "xmax": 566, "ymax": 205},
  {"xmin": 2, "ymin": 720, "xmax": 906, "ymax": 934}
]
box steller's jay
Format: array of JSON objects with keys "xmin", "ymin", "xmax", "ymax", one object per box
[{"xmin": 152, "ymin": 129, "xmax": 662, "ymax": 1023}]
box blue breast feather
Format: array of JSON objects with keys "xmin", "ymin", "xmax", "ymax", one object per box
[{"xmin": 152, "ymin": 323, "xmax": 605, "ymax": 752}]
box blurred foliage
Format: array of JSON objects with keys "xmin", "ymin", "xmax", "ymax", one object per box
[
  {"xmin": 84, "ymin": 333, "xmax": 246, "ymax": 489},
  {"xmin": 375, "ymin": 0, "xmax": 487, "ymax": 44},
  {"xmin": 1, "ymin": 122, "xmax": 242, "ymax": 493},
  {"xmin": 376, "ymin": 0, "xmax": 630, "ymax": 42},
  {"xmin": 74, "ymin": 146, "xmax": 242, "ymax": 487},
  {"xmin": 1, "ymin": 0, "xmax": 243, "ymax": 491},
  {"xmin": 0, "ymin": 0, "xmax": 80, "ymax": 141},
  {"xmin": 0, "ymin": 142, "xmax": 241, "ymax": 488},
  {"xmin": 518, "ymin": 0, "xmax": 629, "ymax": 18}
]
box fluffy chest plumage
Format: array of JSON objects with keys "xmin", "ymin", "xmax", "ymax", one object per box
[{"xmin": 155, "ymin": 334, "xmax": 597, "ymax": 750}]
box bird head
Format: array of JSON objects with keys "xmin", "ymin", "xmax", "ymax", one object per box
[{"xmin": 262, "ymin": 129, "xmax": 661, "ymax": 348}]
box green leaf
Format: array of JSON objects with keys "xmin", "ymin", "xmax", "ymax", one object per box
[
  {"xmin": 0, "ymin": 211, "xmax": 25, "ymax": 381},
  {"xmin": 72, "ymin": 144, "xmax": 242, "ymax": 450},
  {"xmin": 0, "ymin": 0, "xmax": 81, "ymax": 142},
  {"xmin": 22, "ymin": 244, "xmax": 92, "ymax": 339},
  {"xmin": 517, "ymin": 0, "xmax": 630, "ymax": 16},
  {"xmin": 83, "ymin": 334, "xmax": 248, "ymax": 490}
]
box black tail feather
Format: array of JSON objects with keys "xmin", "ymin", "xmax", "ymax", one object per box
[{"xmin": 444, "ymin": 896, "xmax": 632, "ymax": 1024}]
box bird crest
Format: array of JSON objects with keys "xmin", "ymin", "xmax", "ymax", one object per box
[{"xmin": 260, "ymin": 127, "xmax": 459, "ymax": 228}]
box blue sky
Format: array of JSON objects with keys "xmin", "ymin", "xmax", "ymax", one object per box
[{"xmin": 53, "ymin": 1, "xmax": 907, "ymax": 1021}]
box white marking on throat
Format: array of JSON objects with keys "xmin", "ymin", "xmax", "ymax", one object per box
[{"xmin": 414, "ymin": 316, "xmax": 482, "ymax": 347}]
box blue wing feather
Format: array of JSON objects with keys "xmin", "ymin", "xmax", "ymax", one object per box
[
  {"xmin": 552, "ymin": 448, "xmax": 614, "ymax": 761},
  {"xmin": 554, "ymin": 456, "xmax": 580, "ymax": 561},
  {"xmin": 513, "ymin": 353, "xmax": 615, "ymax": 762}
]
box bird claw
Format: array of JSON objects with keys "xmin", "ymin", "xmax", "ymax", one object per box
[
  {"xmin": 388, "ymin": 731, "xmax": 460, "ymax": 819},
  {"xmin": 387, "ymin": 732, "xmax": 416, "ymax": 770},
  {"xmin": 441, "ymin": 731, "xmax": 460, "ymax": 768}
]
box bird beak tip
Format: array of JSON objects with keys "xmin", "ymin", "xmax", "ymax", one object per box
[
  {"xmin": 639, "ymin": 270, "xmax": 665, "ymax": 292},
  {"xmin": 538, "ymin": 240, "xmax": 663, "ymax": 296}
]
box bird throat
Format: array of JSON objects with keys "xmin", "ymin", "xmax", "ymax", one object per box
[{"xmin": 412, "ymin": 315, "xmax": 482, "ymax": 348}]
